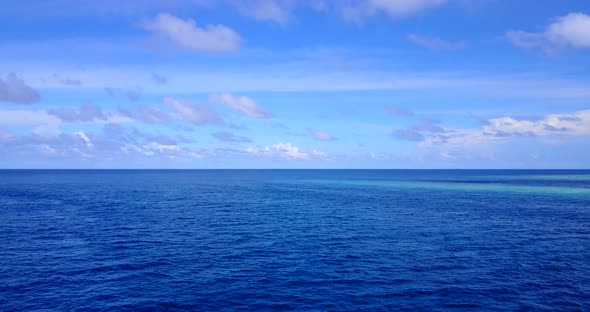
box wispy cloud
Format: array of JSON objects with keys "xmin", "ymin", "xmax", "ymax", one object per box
[
  {"xmin": 393, "ymin": 129, "xmax": 425, "ymax": 141},
  {"xmin": 233, "ymin": 0, "xmax": 294, "ymax": 25},
  {"xmin": 212, "ymin": 131, "xmax": 252, "ymax": 143},
  {"xmin": 140, "ymin": 13, "xmax": 243, "ymax": 53},
  {"xmin": 0, "ymin": 73, "xmax": 40, "ymax": 104},
  {"xmin": 48, "ymin": 103, "xmax": 108, "ymax": 122},
  {"xmin": 9, "ymin": 53, "xmax": 590, "ymax": 100},
  {"xmin": 408, "ymin": 34, "xmax": 466, "ymax": 50},
  {"xmin": 341, "ymin": 0, "xmax": 446, "ymax": 23},
  {"xmin": 52, "ymin": 72, "xmax": 82, "ymax": 86},
  {"xmin": 308, "ymin": 128, "xmax": 336, "ymax": 141},
  {"xmin": 0, "ymin": 109, "xmax": 60, "ymax": 133},
  {"xmin": 119, "ymin": 106, "xmax": 171, "ymax": 124},
  {"xmin": 151, "ymin": 72, "xmax": 167, "ymax": 84},
  {"xmin": 388, "ymin": 106, "xmax": 413, "ymax": 116},
  {"xmin": 105, "ymin": 87, "xmax": 141, "ymax": 102},
  {"xmin": 393, "ymin": 118, "xmax": 447, "ymax": 141},
  {"xmin": 210, "ymin": 93, "xmax": 273, "ymax": 119},
  {"xmin": 164, "ymin": 97, "xmax": 222, "ymax": 125}
]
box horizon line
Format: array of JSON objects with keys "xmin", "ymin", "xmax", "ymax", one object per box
[{"xmin": 1, "ymin": 168, "xmax": 589, "ymax": 171}]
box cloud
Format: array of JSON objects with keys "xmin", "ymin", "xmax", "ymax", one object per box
[
  {"xmin": 140, "ymin": 13, "xmax": 242, "ymax": 53},
  {"xmin": 52, "ymin": 73, "xmax": 82, "ymax": 86},
  {"xmin": 506, "ymin": 30, "xmax": 544, "ymax": 49},
  {"xmin": 0, "ymin": 73, "xmax": 41, "ymax": 104},
  {"xmin": 2, "ymin": 1, "xmax": 447, "ymax": 25},
  {"xmin": 151, "ymin": 72, "xmax": 167, "ymax": 84},
  {"xmin": 127, "ymin": 90, "xmax": 141, "ymax": 102},
  {"xmin": 272, "ymin": 143, "xmax": 309, "ymax": 160},
  {"xmin": 164, "ymin": 97, "xmax": 222, "ymax": 125},
  {"xmin": 414, "ymin": 118, "xmax": 446, "ymax": 133},
  {"xmin": 507, "ymin": 12, "xmax": 590, "ymax": 53},
  {"xmin": 422, "ymin": 109, "xmax": 590, "ymax": 147},
  {"xmin": 326, "ymin": 55, "xmax": 353, "ymax": 71},
  {"xmin": 0, "ymin": 110, "xmax": 58, "ymax": 126},
  {"xmin": 311, "ymin": 149, "xmax": 327, "ymax": 158},
  {"xmin": 234, "ymin": 0, "xmax": 293, "ymax": 25},
  {"xmin": 0, "ymin": 109, "xmax": 61, "ymax": 136},
  {"xmin": 393, "ymin": 129, "xmax": 424, "ymax": 141},
  {"xmin": 245, "ymin": 142, "xmax": 317, "ymax": 160},
  {"xmin": 408, "ymin": 34, "xmax": 466, "ymax": 50},
  {"xmin": 393, "ymin": 118, "xmax": 447, "ymax": 141},
  {"xmin": 308, "ymin": 128, "xmax": 336, "ymax": 141},
  {"xmin": 75, "ymin": 131, "xmax": 93, "ymax": 148},
  {"xmin": 0, "ymin": 128, "xmax": 13, "ymax": 143},
  {"xmin": 212, "ymin": 131, "xmax": 252, "ymax": 143},
  {"xmin": 210, "ymin": 93, "xmax": 272, "ymax": 119},
  {"xmin": 388, "ymin": 106, "xmax": 413, "ymax": 116},
  {"xmin": 119, "ymin": 106, "xmax": 171, "ymax": 124},
  {"xmin": 48, "ymin": 103, "xmax": 107, "ymax": 122},
  {"xmin": 0, "ymin": 123, "xmax": 205, "ymax": 162},
  {"xmin": 104, "ymin": 87, "xmax": 141, "ymax": 102},
  {"xmin": 0, "ymin": 1, "xmax": 214, "ymax": 19},
  {"xmin": 341, "ymin": 0, "xmax": 446, "ymax": 23}
]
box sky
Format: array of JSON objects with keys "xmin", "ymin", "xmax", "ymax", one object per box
[{"xmin": 0, "ymin": 0, "xmax": 589, "ymax": 169}]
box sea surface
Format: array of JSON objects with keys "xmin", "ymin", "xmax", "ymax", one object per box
[{"xmin": 0, "ymin": 170, "xmax": 589, "ymax": 311}]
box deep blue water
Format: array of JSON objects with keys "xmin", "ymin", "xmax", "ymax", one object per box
[{"xmin": 1, "ymin": 170, "xmax": 589, "ymax": 311}]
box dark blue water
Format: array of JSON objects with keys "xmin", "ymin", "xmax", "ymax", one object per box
[{"xmin": 1, "ymin": 170, "xmax": 589, "ymax": 311}]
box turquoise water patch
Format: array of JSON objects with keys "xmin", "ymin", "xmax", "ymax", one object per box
[
  {"xmin": 303, "ymin": 179, "xmax": 590, "ymax": 198},
  {"xmin": 478, "ymin": 174, "xmax": 590, "ymax": 181}
]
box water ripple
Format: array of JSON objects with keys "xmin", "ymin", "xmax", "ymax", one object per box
[{"xmin": 0, "ymin": 170, "xmax": 589, "ymax": 311}]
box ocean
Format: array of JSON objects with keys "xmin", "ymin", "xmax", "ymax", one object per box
[{"xmin": 0, "ymin": 170, "xmax": 589, "ymax": 311}]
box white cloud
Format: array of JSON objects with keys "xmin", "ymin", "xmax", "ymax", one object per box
[
  {"xmin": 308, "ymin": 128, "xmax": 336, "ymax": 141},
  {"xmin": 2, "ymin": 105, "xmax": 160, "ymax": 144},
  {"xmin": 342, "ymin": 0, "xmax": 446, "ymax": 23},
  {"xmin": 311, "ymin": 149, "xmax": 328, "ymax": 158},
  {"xmin": 272, "ymin": 143, "xmax": 309, "ymax": 160},
  {"xmin": 40, "ymin": 144, "xmax": 58, "ymax": 156},
  {"xmin": 140, "ymin": 13, "xmax": 242, "ymax": 53},
  {"xmin": 245, "ymin": 142, "xmax": 321, "ymax": 160},
  {"xmin": 546, "ymin": 13, "xmax": 590, "ymax": 48},
  {"xmin": 164, "ymin": 97, "xmax": 222, "ymax": 125},
  {"xmin": 408, "ymin": 34, "xmax": 466, "ymax": 50},
  {"xmin": 0, "ymin": 122, "xmax": 206, "ymax": 162},
  {"xmin": 0, "ymin": 73, "xmax": 40, "ymax": 104},
  {"xmin": 210, "ymin": 93, "xmax": 272, "ymax": 119},
  {"xmin": 507, "ymin": 12, "xmax": 590, "ymax": 52},
  {"xmin": 422, "ymin": 109, "xmax": 590, "ymax": 147},
  {"xmin": 74, "ymin": 131, "xmax": 93, "ymax": 148},
  {"xmin": 144, "ymin": 142, "xmax": 180, "ymax": 154}
]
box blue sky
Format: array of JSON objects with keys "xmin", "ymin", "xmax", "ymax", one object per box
[{"xmin": 0, "ymin": 0, "xmax": 589, "ymax": 168}]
